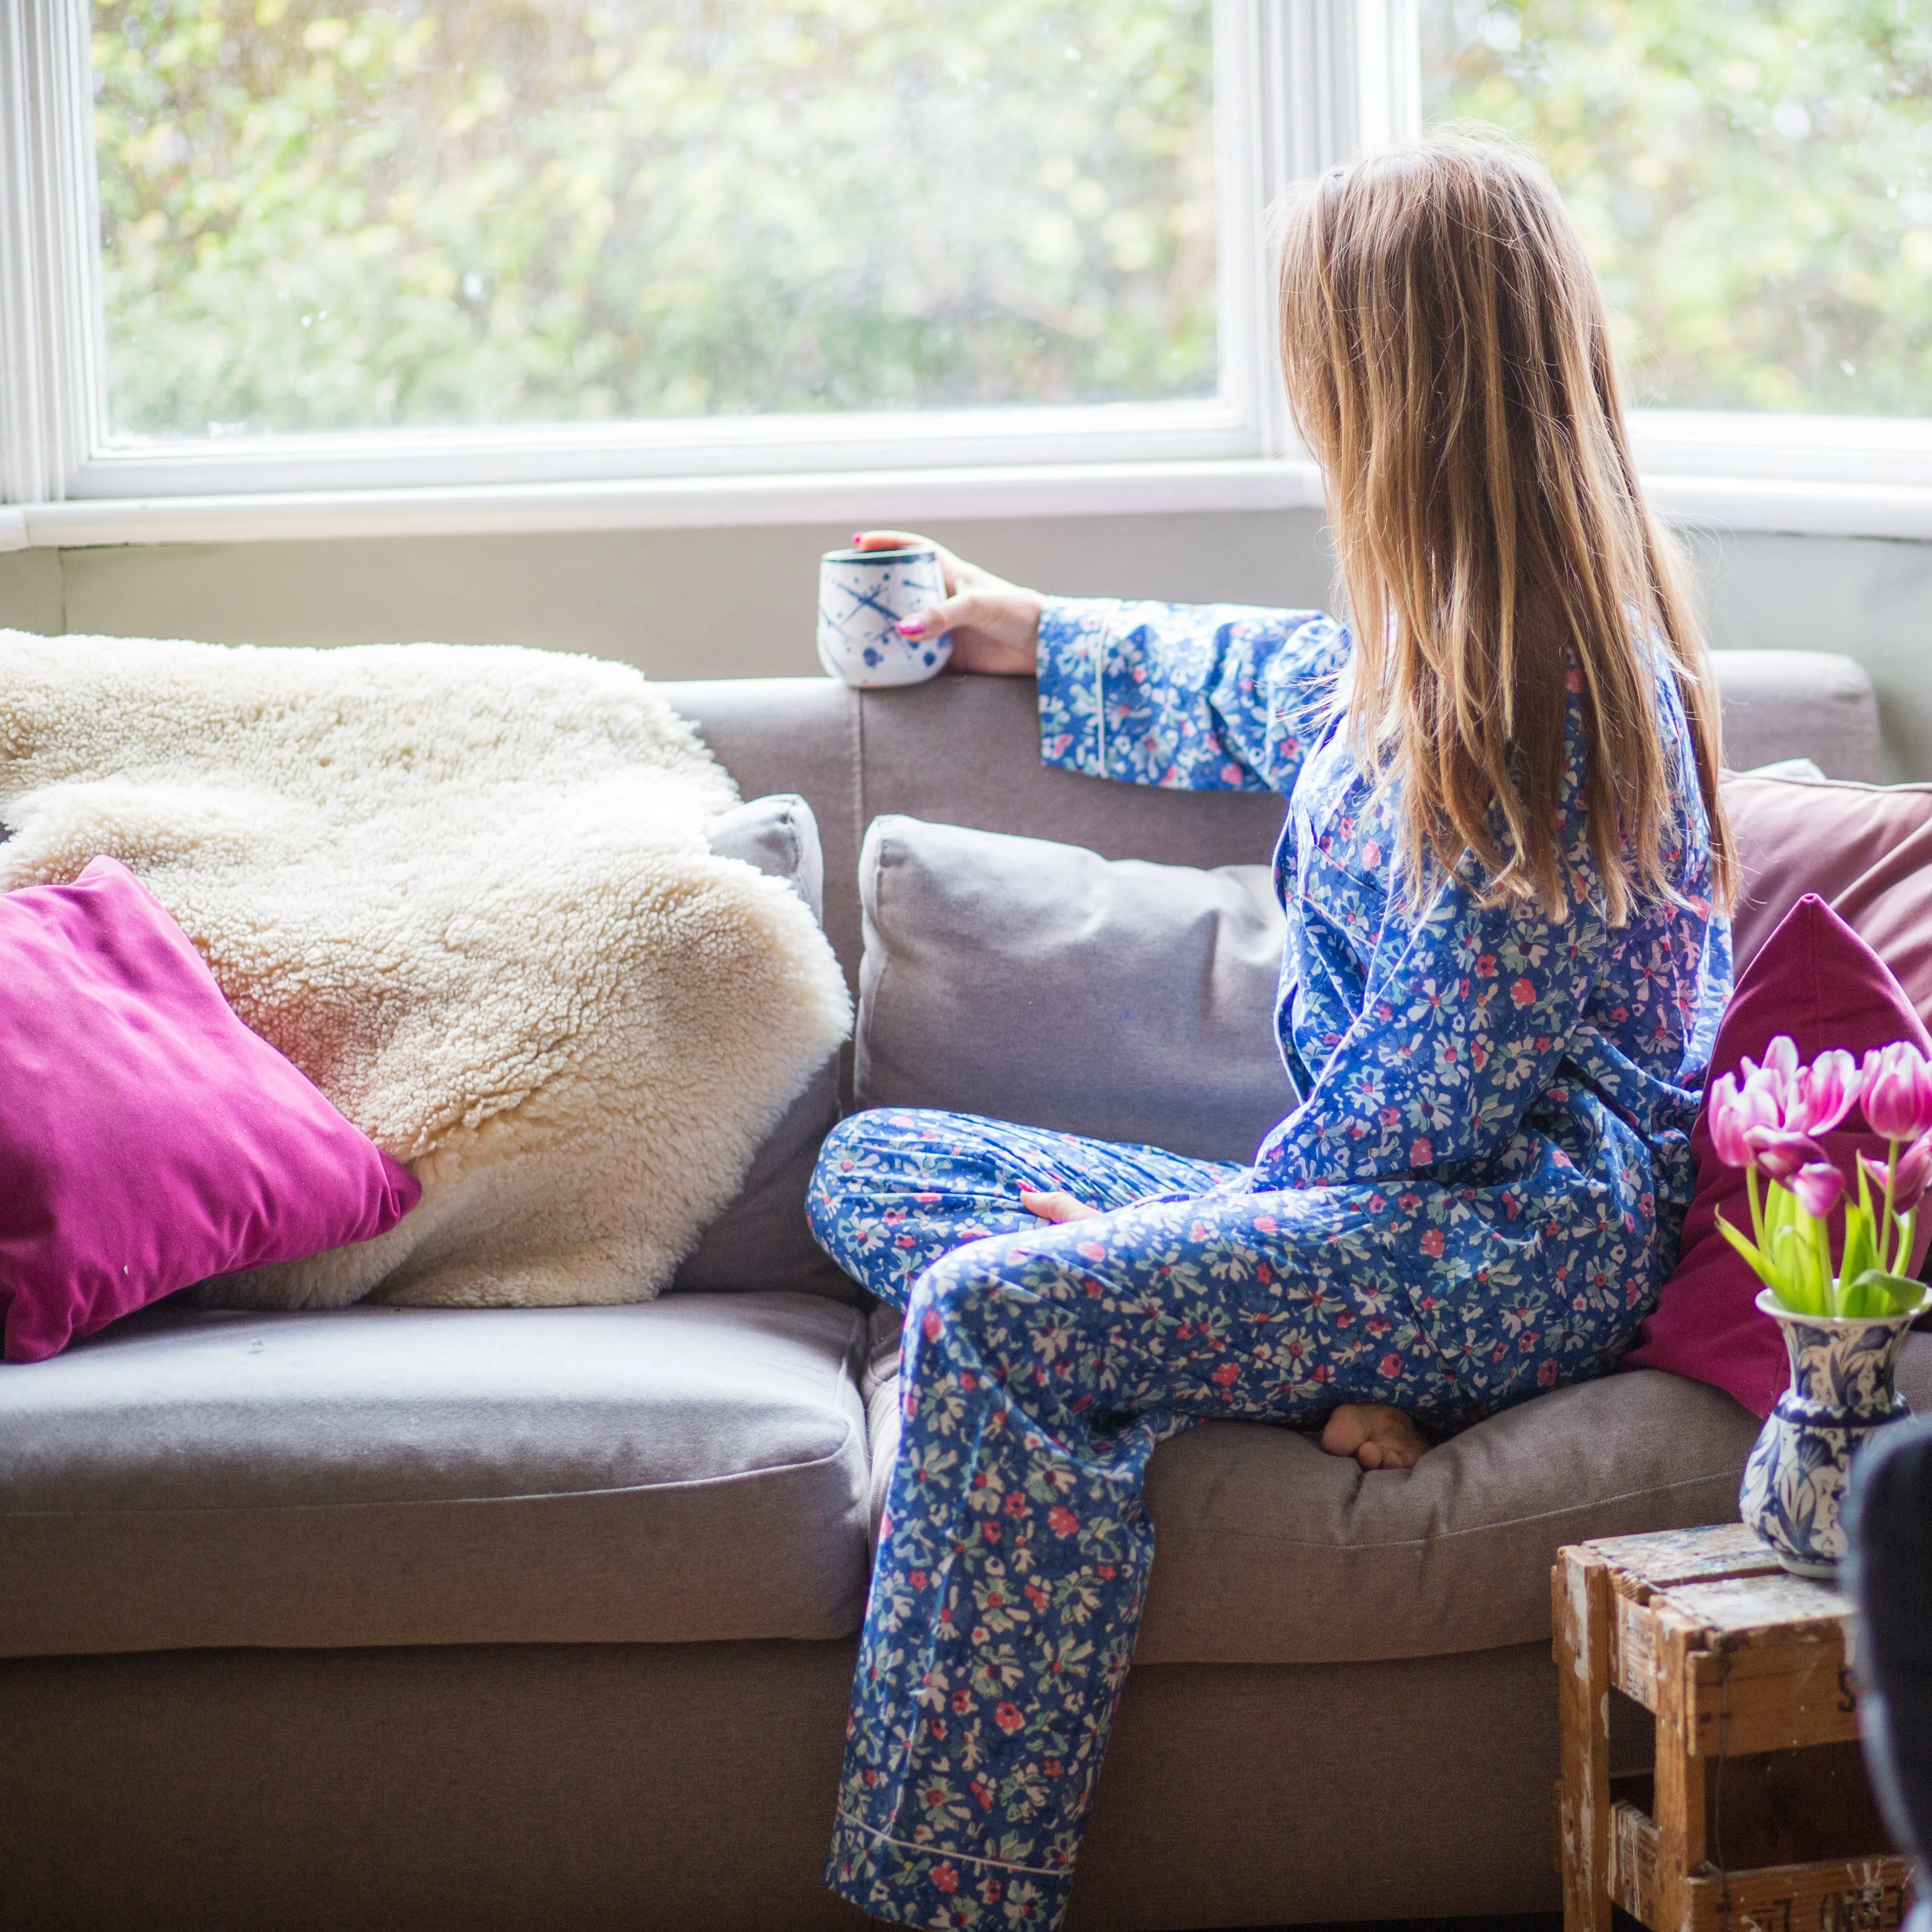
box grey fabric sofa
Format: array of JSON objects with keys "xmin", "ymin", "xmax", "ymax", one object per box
[{"xmin": 2, "ymin": 647, "xmax": 1921, "ymax": 1932}]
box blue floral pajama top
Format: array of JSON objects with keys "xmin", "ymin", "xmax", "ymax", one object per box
[{"xmin": 1038, "ymin": 595, "xmax": 1732, "ymax": 1311}]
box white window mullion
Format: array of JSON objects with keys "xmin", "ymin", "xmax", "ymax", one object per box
[
  {"xmin": 1269, "ymin": 0, "xmax": 1420, "ymax": 184},
  {"xmin": 1251, "ymin": 1, "xmax": 1422, "ymax": 466},
  {"xmin": 0, "ymin": 0, "xmax": 100, "ymax": 508},
  {"xmin": 1353, "ymin": 0, "xmax": 1421, "ymax": 155},
  {"xmin": 1273, "ymin": 2, "xmax": 1345, "ymax": 181},
  {"xmin": 1213, "ymin": 0, "xmax": 1281, "ymax": 460}
]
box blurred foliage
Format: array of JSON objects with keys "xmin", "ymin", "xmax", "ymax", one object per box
[
  {"xmin": 1422, "ymin": 0, "xmax": 1932, "ymax": 416},
  {"xmin": 92, "ymin": 0, "xmax": 1216, "ymax": 437}
]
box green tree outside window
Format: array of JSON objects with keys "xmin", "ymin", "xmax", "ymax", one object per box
[
  {"xmin": 91, "ymin": 0, "xmax": 1218, "ymax": 438},
  {"xmin": 1422, "ymin": 0, "xmax": 1932, "ymax": 417}
]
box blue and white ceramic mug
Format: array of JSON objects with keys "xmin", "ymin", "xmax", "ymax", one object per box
[{"xmin": 816, "ymin": 545, "xmax": 952, "ymax": 688}]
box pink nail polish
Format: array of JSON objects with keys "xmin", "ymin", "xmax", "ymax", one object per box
[{"xmin": 897, "ymin": 619, "xmax": 923, "ymax": 636}]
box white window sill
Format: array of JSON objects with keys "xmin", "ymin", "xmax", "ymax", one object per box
[
  {"xmin": 0, "ymin": 459, "xmax": 1326, "ymax": 549},
  {"xmin": 2, "ymin": 456, "xmax": 1931, "ymax": 552},
  {"xmin": 1642, "ymin": 474, "xmax": 1932, "ymax": 542}
]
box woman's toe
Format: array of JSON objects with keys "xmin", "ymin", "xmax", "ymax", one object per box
[{"xmin": 1319, "ymin": 1406, "xmax": 1367, "ymax": 1458}]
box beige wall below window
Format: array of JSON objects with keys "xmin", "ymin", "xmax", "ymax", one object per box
[{"xmin": 4, "ymin": 510, "xmax": 1929, "ymax": 779}]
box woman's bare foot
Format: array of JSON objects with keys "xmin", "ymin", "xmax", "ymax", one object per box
[{"xmin": 1320, "ymin": 1403, "xmax": 1429, "ymax": 1471}]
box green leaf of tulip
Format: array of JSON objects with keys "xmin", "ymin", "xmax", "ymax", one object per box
[
  {"xmin": 1841, "ymin": 1190, "xmax": 1879, "ymax": 1287},
  {"xmin": 1840, "ymin": 1270, "xmax": 1932, "ymax": 1320},
  {"xmin": 1715, "ymin": 1211, "xmax": 1775, "ymax": 1284}
]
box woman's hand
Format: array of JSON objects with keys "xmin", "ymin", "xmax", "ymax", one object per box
[
  {"xmin": 852, "ymin": 530, "xmax": 1042, "ymax": 676},
  {"xmin": 1020, "ymin": 1188, "xmax": 1101, "ymax": 1224}
]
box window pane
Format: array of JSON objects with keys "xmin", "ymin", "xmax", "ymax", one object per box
[
  {"xmin": 1420, "ymin": 1, "xmax": 1932, "ymax": 417},
  {"xmin": 93, "ymin": 0, "xmax": 1217, "ymax": 439}
]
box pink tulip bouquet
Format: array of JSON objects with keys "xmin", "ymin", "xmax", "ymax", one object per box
[{"xmin": 1710, "ymin": 1036, "xmax": 1932, "ymax": 1320}]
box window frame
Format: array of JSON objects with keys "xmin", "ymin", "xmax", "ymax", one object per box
[{"xmin": 2, "ymin": 0, "xmax": 1930, "ymax": 549}]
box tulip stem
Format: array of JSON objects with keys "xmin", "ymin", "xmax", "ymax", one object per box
[
  {"xmin": 1746, "ymin": 1164, "xmax": 1764, "ymax": 1252},
  {"xmin": 1882, "ymin": 1138, "xmax": 1900, "ymax": 1272},
  {"xmin": 1813, "ymin": 1206, "xmax": 1835, "ymax": 1315}
]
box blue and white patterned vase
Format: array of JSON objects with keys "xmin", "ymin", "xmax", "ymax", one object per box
[{"xmin": 1738, "ymin": 1285, "xmax": 1922, "ymax": 1578}]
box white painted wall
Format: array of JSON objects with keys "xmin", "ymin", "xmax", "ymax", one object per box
[
  {"xmin": 1685, "ymin": 529, "xmax": 1932, "ymax": 782},
  {"xmin": 4, "ymin": 510, "xmax": 1928, "ymax": 775}
]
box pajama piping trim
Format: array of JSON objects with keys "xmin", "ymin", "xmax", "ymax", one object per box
[{"xmin": 835, "ymin": 1808, "xmax": 1072, "ymax": 1880}]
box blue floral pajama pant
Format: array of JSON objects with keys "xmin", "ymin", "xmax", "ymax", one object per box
[{"xmin": 808, "ymin": 1105, "xmax": 1655, "ymax": 1931}]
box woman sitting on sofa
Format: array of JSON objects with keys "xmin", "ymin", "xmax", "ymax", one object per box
[{"xmin": 808, "ymin": 133, "xmax": 1736, "ymax": 1932}]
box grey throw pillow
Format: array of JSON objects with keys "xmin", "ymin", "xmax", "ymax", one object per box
[
  {"xmin": 673, "ymin": 794, "xmax": 855, "ymax": 1300},
  {"xmin": 855, "ymin": 815, "xmax": 1296, "ymax": 1165}
]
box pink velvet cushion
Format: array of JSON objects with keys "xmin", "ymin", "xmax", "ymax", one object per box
[
  {"xmin": 0, "ymin": 856, "xmax": 420, "ymax": 1363},
  {"xmin": 1726, "ymin": 770, "xmax": 1932, "ymax": 1010},
  {"xmin": 1622, "ymin": 893, "xmax": 1931, "ymax": 1417}
]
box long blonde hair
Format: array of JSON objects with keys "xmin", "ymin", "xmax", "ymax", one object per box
[{"xmin": 1275, "ymin": 133, "xmax": 1734, "ymax": 923}]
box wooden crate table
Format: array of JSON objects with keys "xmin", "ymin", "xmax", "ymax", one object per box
[{"xmin": 1555, "ymin": 1523, "xmax": 1916, "ymax": 1932}]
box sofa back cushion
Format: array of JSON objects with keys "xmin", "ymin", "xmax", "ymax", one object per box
[
  {"xmin": 855, "ymin": 814, "xmax": 1296, "ymax": 1163},
  {"xmin": 1728, "ymin": 771, "xmax": 1932, "ymax": 1019},
  {"xmin": 674, "ymin": 794, "xmax": 854, "ymax": 1300},
  {"xmin": 851, "ymin": 759, "xmax": 1932, "ymax": 1188},
  {"xmin": 663, "ymin": 650, "xmax": 1881, "ymax": 1013},
  {"xmin": 1710, "ymin": 649, "xmax": 1883, "ymax": 780}
]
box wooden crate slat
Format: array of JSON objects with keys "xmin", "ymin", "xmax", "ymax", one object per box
[
  {"xmin": 1583, "ymin": 1523, "xmax": 1779, "ymax": 1588},
  {"xmin": 1608, "ymin": 1799, "xmax": 1663, "ymax": 1927},
  {"xmin": 1662, "ymin": 1571, "xmax": 1850, "ymax": 1635},
  {"xmin": 1685, "ymin": 1638, "xmax": 1864, "ymax": 1755},
  {"xmin": 1612, "ymin": 1591, "xmax": 1660, "ymax": 1708},
  {"xmin": 1680, "ymin": 1855, "xmax": 1917, "ymax": 1932},
  {"xmin": 1556, "ymin": 1548, "xmax": 1616, "ymax": 1932},
  {"xmin": 1651, "ymin": 1612, "xmax": 1708, "ymax": 1932},
  {"xmin": 1607, "ymin": 1803, "xmax": 1914, "ymax": 1932}
]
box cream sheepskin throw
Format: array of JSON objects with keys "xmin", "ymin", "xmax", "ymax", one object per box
[{"xmin": 0, "ymin": 628, "xmax": 851, "ymax": 1310}]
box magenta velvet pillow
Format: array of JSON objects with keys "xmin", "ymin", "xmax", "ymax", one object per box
[
  {"xmin": 0, "ymin": 856, "xmax": 420, "ymax": 1363},
  {"xmin": 1622, "ymin": 893, "xmax": 1932, "ymax": 1417}
]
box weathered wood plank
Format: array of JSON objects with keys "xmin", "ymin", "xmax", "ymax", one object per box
[
  {"xmin": 1652, "ymin": 1609, "xmax": 1707, "ymax": 1932},
  {"xmin": 1609, "ymin": 1810, "xmax": 1915, "ymax": 1932},
  {"xmin": 1607, "ymin": 1799, "xmax": 1663, "ymax": 1928},
  {"xmin": 1613, "ymin": 1590, "xmax": 1661, "ymax": 1709},
  {"xmin": 1584, "ymin": 1522, "xmax": 1779, "ymax": 1589},
  {"xmin": 1681, "ymin": 1855, "xmax": 1916, "ymax": 1932},
  {"xmin": 1685, "ymin": 1637, "xmax": 1864, "ymax": 1755},
  {"xmin": 1556, "ymin": 1548, "xmax": 1616, "ymax": 1932},
  {"xmin": 1663, "ymin": 1571, "xmax": 1850, "ymax": 1636}
]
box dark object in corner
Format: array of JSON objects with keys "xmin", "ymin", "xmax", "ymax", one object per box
[{"xmin": 1846, "ymin": 1414, "xmax": 1932, "ymax": 1932}]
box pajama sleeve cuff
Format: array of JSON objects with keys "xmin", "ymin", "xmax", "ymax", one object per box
[{"xmin": 1035, "ymin": 597, "xmax": 1118, "ymax": 779}]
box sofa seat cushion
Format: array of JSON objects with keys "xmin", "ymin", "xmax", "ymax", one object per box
[
  {"xmin": 1140, "ymin": 1337, "xmax": 1932, "ymax": 1665},
  {"xmin": 0, "ymin": 1291, "xmax": 870, "ymax": 1659},
  {"xmin": 1132, "ymin": 1369, "xmax": 1766, "ymax": 1665},
  {"xmin": 867, "ymin": 1322, "xmax": 1932, "ymax": 1665}
]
